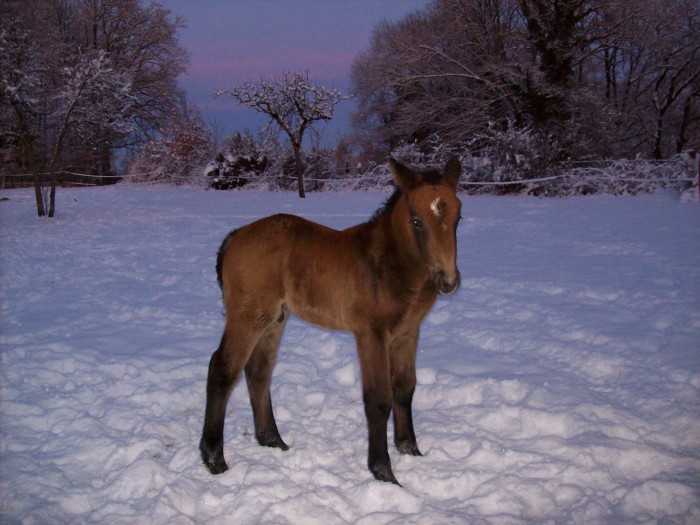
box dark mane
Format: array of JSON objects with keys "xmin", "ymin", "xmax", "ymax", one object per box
[{"xmin": 370, "ymin": 186, "xmax": 402, "ymax": 223}]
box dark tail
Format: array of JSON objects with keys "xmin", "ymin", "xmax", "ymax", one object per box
[{"xmin": 216, "ymin": 229, "xmax": 238, "ymax": 290}]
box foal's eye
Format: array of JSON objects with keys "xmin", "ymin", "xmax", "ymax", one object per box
[{"xmin": 411, "ymin": 217, "xmax": 423, "ymax": 229}]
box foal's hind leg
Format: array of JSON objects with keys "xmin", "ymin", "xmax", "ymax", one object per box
[
  {"xmin": 390, "ymin": 328, "xmax": 422, "ymax": 457},
  {"xmin": 200, "ymin": 323, "xmax": 258, "ymax": 474},
  {"xmin": 245, "ymin": 317, "xmax": 289, "ymax": 450}
]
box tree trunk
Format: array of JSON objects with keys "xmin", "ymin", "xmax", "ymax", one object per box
[
  {"xmin": 293, "ymin": 144, "xmax": 305, "ymax": 198},
  {"xmin": 675, "ymin": 94, "xmax": 695, "ymax": 154},
  {"xmin": 48, "ymin": 172, "xmax": 57, "ymax": 217},
  {"xmin": 32, "ymin": 172, "xmax": 45, "ymax": 217},
  {"xmin": 26, "ymin": 140, "xmax": 45, "ymax": 217},
  {"xmin": 652, "ymin": 111, "xmax": 664, "ymax": 160}
]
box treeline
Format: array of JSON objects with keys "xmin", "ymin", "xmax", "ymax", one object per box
[
  {"xmin": 352, "ymin": 0, "xmax": 699, "ymax": 162},
  {"xmin": 2, "ymin": 0, "xmax": 698, "ymax": 205},
  {"xmin": 127, "ymin": 0, "xmax": 699, "ymax": 197},
  {"xmin": 0, "ymin": 0, "xmax": 188, "ymax": 213},
  {"xmin": 125, "ymin": 127, "xmax": 696, "ymax": 199}
]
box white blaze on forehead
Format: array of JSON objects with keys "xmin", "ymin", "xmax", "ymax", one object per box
[{"xmin": 430, "ymin": 197, "xmax": 442, "ymax": 218}]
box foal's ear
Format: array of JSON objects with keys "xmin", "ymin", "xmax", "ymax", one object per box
[
  {"xmin": 442, "ymin": 156, "xmax": 461, "ymax": 190},
  {"xmin": 389, "ymin": 158, "xmax": 420, "ymax": 191}
]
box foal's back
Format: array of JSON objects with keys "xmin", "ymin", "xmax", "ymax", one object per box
[{"xmin": 219, "ymin": 213, "xmax": 375, "ymax": 332}]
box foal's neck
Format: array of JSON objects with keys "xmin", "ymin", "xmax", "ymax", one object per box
[{"xmin": 369, "ymin": 197, "xmax": 430, "ymax": 288}]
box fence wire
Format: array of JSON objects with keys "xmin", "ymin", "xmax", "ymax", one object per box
[{"xmin": 3, "ymin": 158, "xmax": 698, "ymax": 196}]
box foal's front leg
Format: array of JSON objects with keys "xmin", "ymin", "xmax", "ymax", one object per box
[
  {"xmin": 390, "ymin": 328, "xmax": 422, "ymax": 457},
  {"xmin": 355, "ymin": 329, "xmax": 398, "ymax": 485}
]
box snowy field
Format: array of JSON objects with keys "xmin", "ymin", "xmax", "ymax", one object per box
[{"xmin": 1, "ymin": 185, "xmax": 699, "ymax": 524}]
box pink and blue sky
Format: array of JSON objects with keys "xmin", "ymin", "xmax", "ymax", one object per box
[{"xmin": 157, "ymin": 0, "xmax": 429, "ymax": 142}]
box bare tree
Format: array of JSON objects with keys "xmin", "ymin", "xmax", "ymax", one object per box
[
  {"xmin": 1, "ymin": 0, "xmax": 188, "ymax": 215},
  {"xmin": 216, "ymin": 71, "xmax": 345, "ymax": 198},
  {"xmin": 634, "ymin": 0, "xmax": 699, "ymax": 158},
  {"xmin": 350, "ymin": 0, "xmax": 699, "ymax": 160},
  {"xmin": 351, "ymin": 0, "xmax": 536, "ymax": 156},
  {"xmin": 1, "ymin": 18, "xmax": 46, "ymax": 213},
  {"xmin": 1, "ymin": 30, "xmax": 136, "ymax": 216},
  {"xmin": 75, "ymin": 0, "xmax": 188, "ymax": 144},
  {"xmin": 595, "ymin": 0, "xmax": 700, "ymax": 157},
  {"xmin": 41, "ymin": 51, "xmax": 136, "ymax": 216}
]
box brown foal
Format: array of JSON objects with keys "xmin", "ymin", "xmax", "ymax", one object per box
[{"xmin": 200, "ymin": 157, "xmax": 462, "ymax": 485}]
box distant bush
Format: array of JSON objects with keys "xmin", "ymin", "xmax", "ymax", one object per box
[
  {"xmin": 387, "ymin": 131, "xmax": 696, "ymax": 197},
  {"xmin": 541, "ymin": 157, "xmax": 697, "ymax": 197},
  {"xmin": 204, "ymin": 136, "xmax": 363, "ymax": 192},
  {"xmin": 204, "ymin": 134, "xmax": 270, "ymax": 190},
  {"xmin": 195, "ymin": 130, "xmax": 697, "ymax": 198}
]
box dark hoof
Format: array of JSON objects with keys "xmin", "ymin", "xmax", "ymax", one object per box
[
  {"xmin": 200, "ymin": 438, "xmax": 228, "ymax": 474},
  {"xmin": 370, "ymin": 462, "xmax": 401, "ymax": 486},
  {"xmin": 396, "ymin": 440, "xmax": 422, "ymax": 456},
  {"xmin": 256, "ymin": 430, "xmax": 289, "ymax": 451}
]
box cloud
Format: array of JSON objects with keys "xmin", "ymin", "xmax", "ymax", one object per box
[{"xmin": 187, "ymin": 49, "xmax": 355, "ymax": 85}]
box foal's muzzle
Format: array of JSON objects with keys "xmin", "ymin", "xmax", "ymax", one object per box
[{"xmin": 434, "ymin": 269, "xmax": 461, "ymax": 295}]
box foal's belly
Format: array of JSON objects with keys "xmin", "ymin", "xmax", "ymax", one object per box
[{"xmin": 284, "ymin": 282, "xmax": 352, "ymax": 332}]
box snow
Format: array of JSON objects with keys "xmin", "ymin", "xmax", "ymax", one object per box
[{"xmin": 1, "ymin": 185, "xmax": 699, "ymax": 524}]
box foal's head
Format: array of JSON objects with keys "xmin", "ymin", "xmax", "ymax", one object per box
[{"xmin": 389, "ymin": 157, "xmax": 462, "ymax": 295}]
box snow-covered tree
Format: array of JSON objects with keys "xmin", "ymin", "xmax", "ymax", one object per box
[
  {"xmin": 350, "ymin": 0, "xmax": 700, "ymax": 160},
  {"xmin": 74, "ymin": 0, "xmax": 188, "ymax": 144},
  {"xmin": 0, "ymin": 0, "xmax": 188, "ymax": 216},
  {"xmin": 39, "ymin": 51, "xmax": 137, "ymax": 216},
  {"xmin": 128, "ymin": 101, "xmax": 214, "ymax": 185},
  {"xmin": 0, "ymin": 19, "xmax": 46, "ymax": 213},
  {"xmin": 611, "ymin": 0, "xmax": 700, "ymax": 158},
  {"xmin": 2, "ymin": 12, "xmax": 138, "ymax": 217},
  {"xmin": 351, "ymin": 1, "xmax": 527, "ymax": 154},
  {"xmin": 216, "ymin": 71, "xmax": 346, "ymax": 198}
]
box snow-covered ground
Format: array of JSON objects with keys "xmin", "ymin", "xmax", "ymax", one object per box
[{"xmin": 1, "ymin": 185, "xmax": 699, "ymax": 524}]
